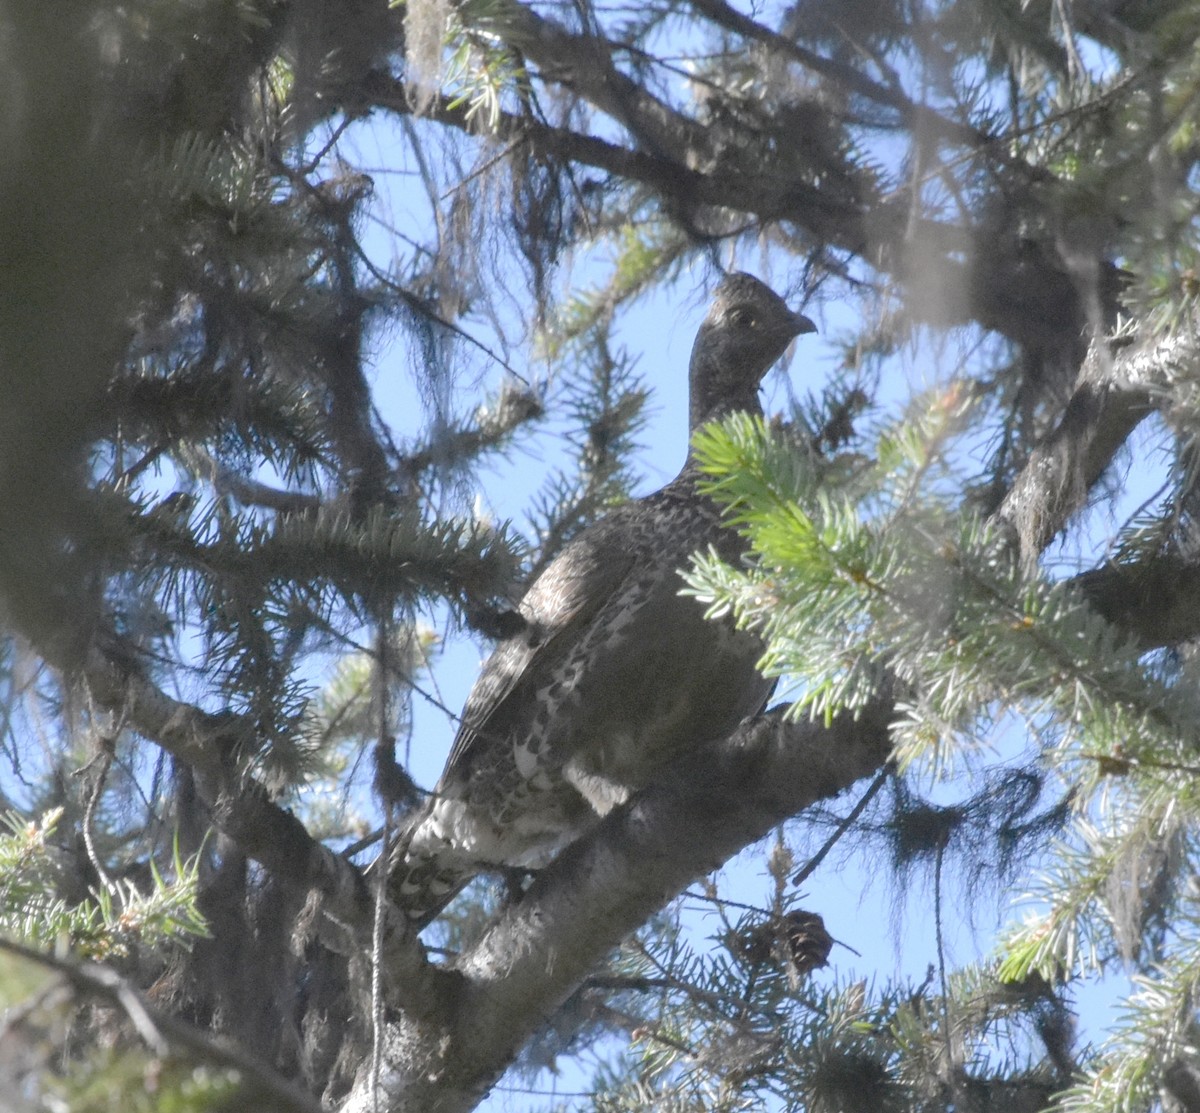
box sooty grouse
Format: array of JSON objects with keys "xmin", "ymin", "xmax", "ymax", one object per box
[{"xmin": 392, "ymin": 273, "xmax": 815, "ymax": 925}]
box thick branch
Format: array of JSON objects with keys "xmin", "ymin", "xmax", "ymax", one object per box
[
  {"xmin": 66, "ymin": 641, "xmax": 469, "ymax": 1018},
  {"xmin": 341, "ymin": 700, "xmax": 893, "ymax": 1113},
  {"xmin": 363, "ymin": 73, "xmax": 777, "ymax": 215},
  {"xmin": 992, "ymin": 328, "xmax": 1200, "ymax": 567},
  {"xmin": 66, "ymin": 641, "xmax": 372, "ymax": 931}
]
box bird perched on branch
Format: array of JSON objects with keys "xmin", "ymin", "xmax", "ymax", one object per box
[{"xmin": 391, "ymin": 273, "xmax": 816, "ymax": 926}]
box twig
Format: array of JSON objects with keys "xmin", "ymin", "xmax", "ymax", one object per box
[{"xmin": 792, "ymin": 764, "xmax": 890, "ymax": 886}]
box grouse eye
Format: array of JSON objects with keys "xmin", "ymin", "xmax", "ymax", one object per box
[{"xmin": 730, "ymin": 307, "xmax": 758, "ymax": 328}]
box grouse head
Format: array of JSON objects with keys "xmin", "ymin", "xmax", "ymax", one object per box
[{"xmin": 688, "ymin": 273, "xmax": 816, "ymax": 429}]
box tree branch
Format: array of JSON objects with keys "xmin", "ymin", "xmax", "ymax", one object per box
[
  {"xmin": 64, "ymin": 640, "xmax": 372, "ymax": 932},
  {"xmin": 342, "ymin": 699, "xmax": 894, "ymax": 1113},
  {"xmin": 0, "ymin": 938, "xmax": 325, "ymax": 1113},
  {"xmin": 188, "ymin": 448, "xmax": 322, "ymax": 514},
  {"xmin": 994, "ymin": 327, "xmax": 1200, "ymax": 568}
]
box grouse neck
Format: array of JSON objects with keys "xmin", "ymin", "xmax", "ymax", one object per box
[
  {"xmin": 681, "ymin": 399, "xmax": 764, "ymax": 481},
  {"xmin": 688, "ymin": 395, "xmax": 764, "ymax": 436}
]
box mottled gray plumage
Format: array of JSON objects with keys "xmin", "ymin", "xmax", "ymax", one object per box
[{"xmin": 392, "ymin": 274, "xmax": 815, "ymax": 924}]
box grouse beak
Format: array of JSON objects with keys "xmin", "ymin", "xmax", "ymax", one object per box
[
  {"xmin": 774, "ymin": 310, "xmax": 817, "ymax": 371},
  {"xmin": 763, "ymin": 312, "xmax": 817, "ymax": 396},
  {"xmin": 790, "ymin": 310, "xmax": 818, "ymax": 337}
]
